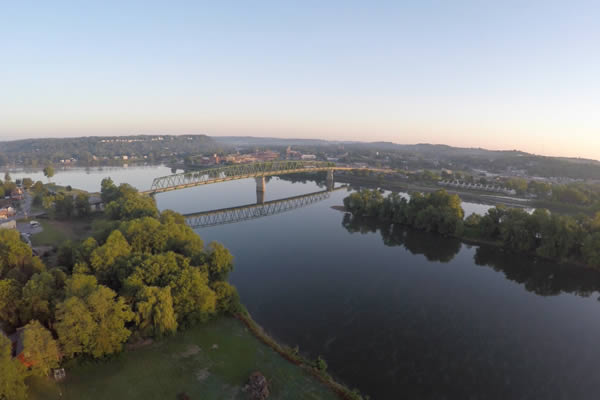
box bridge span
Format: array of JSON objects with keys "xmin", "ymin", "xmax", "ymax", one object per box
[
  {"xmin": 185, "ymin": 186, "xmax": 348, "ymax": 228},
  {"xmin": 143, "ymin": 161, "xmax": 391, "ymax": 195}
]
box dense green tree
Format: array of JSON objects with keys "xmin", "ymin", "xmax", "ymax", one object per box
[
  {"xmin": 54, "ymin": 193, "xmax": 74, "ymax": 218},
  {"xmin": 19, "ymin": 272, "xmax": 61, "ymax": 327},
  {"xmin": 64, "ymin": 274, "xmax": 99, "ymax": 299},
  {"xmin": 162, "ymin": 221, "xmax": 205, "ymax": 263},
  {"xmin": 100, "ymin": 178, "xmax": 120, "ymax": 204},
  {"xmin": 0, "ymin": 229, "xmax": 43, "ymax": 282},
  {"xmin": 0, "ymin": 279, "xmax": 22, "ymax": 327},
  {"xmin": 536, "ymin": 213, "xmax": 580, "ymax": 260},
  {"xmin": 206, "ymin": 242, "xmax": 234, "ymax": 281},
  {"xmin": 0, "ymin": 334, "xmax": 28, "ymax": 400},
  {"xmin": 90, "ymin": 230, "xmax": 131, "ymax": 283},
  {"xmin": 160, "ymin": 209, "xmax": 186, "ymax": 225},
  {"xmin": 43, "ymin": 165, "xmax": 55, "ymax": 181},
  {"xmin": 21, "ymin": 178, "xmax": 33, "ymax": 189},
  {"xmin": 79, "ymin": 237, "xmax": 99, "ymax": 264},
  {"xmin": 124, "ymin": 252, "xmax": 185, "ymax": 289},
  {"xmin": 56, "ymin": 276, "xmax": 133, "ymax": 359},
  {"xmin": 499, "ymin": 208, "xmax": 539, "ymax": 253},
  {"xmin": 171, "ymin": 267, "xmax": 216, "ymax": 325},
  {"xmin": 75, "ymin": 193, "xmax": 91, "ymax": 216},
  {"xmin": 32, "ymin": 181, "xmax": 45, "ymax": 194},
  {"xmin": 506, "ymin": 178, "xmax": 528, "ymax": 194},
  {"xmin": 22, "ymin": 320, "xmax": 60, "ymax": 376},
  {"xmin": 106, "ymin": 190, "xmax": 158, "ymax": 220},
  {"xmin": 54, "ymin": 296, "xmax": 95, "ymax": 358},
  {"xmin": 134, "ymin": 286, "xmax": 178, "ymax": 338},
  {"xmin": 479, "ymin": 206, "xmax": 506, "ymax": 239},
  {"xmin": 213, "ymin": 281, "xmax": 242, "ymax": 314},
  {"xmin": 121, "ymin": 217, "xmax": 168, "ymax": 254}
]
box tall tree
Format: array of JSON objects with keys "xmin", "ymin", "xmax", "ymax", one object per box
[
  {"xmin": 0, "ymin": 334, "xmax": 27, "ymax": 400},
  {"xmin": 135, "ymin": 286, "xmax": 178, "ymax": 338},
  {"xmin": 206, "ymin": 242, "xmax": 234, "ymax": 281},
  {"xmin": 55, "ymin": 280, "xmax": 133, "ymax": 359},
  {"xmin": 43, "ymin": 165, "xmax": 55, "ymax": 182},
  {"xmin": 90, "ymin": 230, "xmax": 131, "ymax": 283},
  {"xmin": 0, "ymin": 279, "xmax": 22, "ymax": 327},
  {"xmin": 75, "ymin": 193, "xmax": 91, "ymax": 217},
  {"xmin": 19, "ymin": 272, "xmax": 60, "ymax": 327},
  {"xmin": 22, "ymin": 320, "xmax": 60, "ymax": 376}
]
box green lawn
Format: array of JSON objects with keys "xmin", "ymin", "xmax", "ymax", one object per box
[
  {"xmin": 30, "ymin": 216, "xmax": 98, "ymax": 247},
  {"xmin": 28, "ymin": 318, "xmax": 338, "ymax": 400}
]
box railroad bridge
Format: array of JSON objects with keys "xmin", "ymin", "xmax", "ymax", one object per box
[{"xmin": 143, "ymin": 160, "xmax": 391, "ymax": 199}]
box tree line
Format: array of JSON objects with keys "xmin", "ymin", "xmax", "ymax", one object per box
[
  {"xmin": 0, "ymin": 135, "xmax": 221, "ymax": 167},
  {"xmin": 0, "ymin": 178, "xmax": 242, "ymax": 399},
  {"xmin": 343, "ymin": 189, "xmax": 600, "ymax": 269}
]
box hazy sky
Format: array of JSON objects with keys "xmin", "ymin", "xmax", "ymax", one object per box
[{"xmin": 2, "ymin": 1, "xmax": 599, "ymax": 159}]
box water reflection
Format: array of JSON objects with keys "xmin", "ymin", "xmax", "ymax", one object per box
[
  {"xmin": 185, "ymin": 187, "xmax": 347, "ymax": 228},
  {"xmin": 342, "ymin": 214, "xmax": 600, "ymax": 298},
  {"xmin": 342, "ymin": 214, "xmax": 461, "ymax": 262},
  {"xmin": 474, "ymin": 245, "xmax": 600, "ymax": 298}
]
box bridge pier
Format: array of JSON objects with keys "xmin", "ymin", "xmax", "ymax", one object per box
[
  {"xmin": 326, "ymin": 169, "xmax": 334, "ymax": 191},
  {"xmin": 256, "ymin": 176, "xmax": 265, "ymax": 204}
]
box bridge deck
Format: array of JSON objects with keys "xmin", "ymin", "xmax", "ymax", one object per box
[{"xmin": 143, "ymin": 161, "xmax": 392, "ymax": 195}]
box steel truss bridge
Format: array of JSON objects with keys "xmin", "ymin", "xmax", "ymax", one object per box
[
  {"xmin": 144, "ymin": 161, "xmax": 362, "ymax": 194},
  {"xmin": 185, "ymin": 186, "xmax": 348, "ymax": 228}
]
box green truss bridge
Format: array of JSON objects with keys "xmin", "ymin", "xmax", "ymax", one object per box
[{"xmin": 143, "ymin": 161, "xmax": 360, "ymax": 195}]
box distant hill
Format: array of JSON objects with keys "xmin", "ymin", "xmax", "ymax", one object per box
[{"xmin": 0, "ymin": 135, "xmax": 221, "ymax": 167}]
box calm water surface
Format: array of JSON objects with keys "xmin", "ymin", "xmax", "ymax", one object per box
[
  {"xmin": 12, "ymin": 167, "xmax": 600, "ymax": 399},
  {"xmin": 157, "ymin": 177, "xmax": 600, "ymax": 399}
]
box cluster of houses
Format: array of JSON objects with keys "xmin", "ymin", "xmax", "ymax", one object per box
[
  {"xmin": 285, "ymin": 146, "xmax": 317, "ymax": 160},
  {"xmin": 0, "ymin": 206, "xmax": 16, "ymax": 220},
  {"xmin": 437, "ymin": 180, "xmax": 517, "ymax": 196},
  {"xmin": 224, "ymin": 151, "xmax": 280, "ymax": 164},
  {"xmin": 4, "ymin": 187, "xmax": 24, "ymax": 200}
]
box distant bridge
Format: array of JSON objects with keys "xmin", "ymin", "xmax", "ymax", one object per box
[
  {"xmin": 143, "ymin": 161, "xmax": 391, "ymax": 195},
  {"xmin": 185, "ymin": 186, "xmax": 348, "ymax": 228}
]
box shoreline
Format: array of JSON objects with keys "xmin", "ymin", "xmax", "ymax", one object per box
[
  {"xmin": 335, "ymin": 175, "xmax": 532, "ymax": 209},
  {"xmin": 332, "ymin": 204, "xmax": 592, "ymax": 271},
  {"xmin": 236, "ymin": 313, "xmax": 364, "ymax": 400}
]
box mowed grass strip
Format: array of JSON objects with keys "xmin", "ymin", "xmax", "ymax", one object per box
[{"xmin": 28, "ymin": 317, "xmax": 338, "ymax": 400}]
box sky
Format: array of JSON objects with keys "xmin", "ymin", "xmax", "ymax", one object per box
[{"xmin": 1, "ymin": 1, "xmax": 599, "ymax": 159}]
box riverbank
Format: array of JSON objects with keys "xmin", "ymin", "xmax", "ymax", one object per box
[
  {"xmin": 28, "ymin": 317, "xmax": 340, "ymax": 400},
  {"xmin": 336, "ymin": 174, "xmax": 531, "ymax": 209},
  {"xmin": 334, "ymin": 203, "xmax": 592, "ymax": 271},
  {"xmin": 236, "ymin": 314, "xmax": 364, "ymax": 400}
]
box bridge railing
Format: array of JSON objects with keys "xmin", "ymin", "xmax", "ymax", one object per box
[{"xmin": 150, "ymin": 161, "xmax": 336, "ymax": 192}]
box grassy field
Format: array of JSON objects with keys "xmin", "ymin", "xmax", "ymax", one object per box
[
  {"xmin": 28, "ymin": 317, "xmax": 339, "ymax": 400},
  {"xmin": 29, "ymin": 216, "xmax": 98, "ymax": 247}
]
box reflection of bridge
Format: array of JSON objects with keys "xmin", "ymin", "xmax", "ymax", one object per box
[
  {"xmin": 144, "ymin": 161, "xmax": 391, "ymax": 195},
  {"xmin": 185, "ymin": 186, "xmax": 348, "ymax": 228}
]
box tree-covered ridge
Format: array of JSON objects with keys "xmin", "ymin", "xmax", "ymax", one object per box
[
  {"xmin": 0, "ymin": 179, "xmax": 241, "ymax": 399},
  {"xmin": 0, "ymin": 135, "xmax": 221, "ymax": 167},
  {"xmin": 343, "ymin": 189, "xmax": 600, "ymax": 269}
]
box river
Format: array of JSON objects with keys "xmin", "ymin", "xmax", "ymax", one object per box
[{"xmin": 8, "ymin": 166, "xmax": 600, "ymax": 399}]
